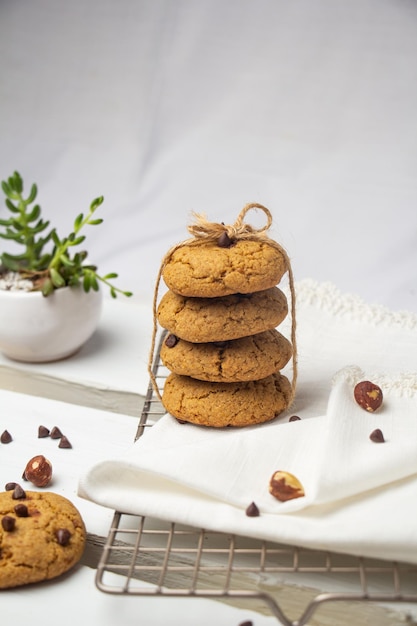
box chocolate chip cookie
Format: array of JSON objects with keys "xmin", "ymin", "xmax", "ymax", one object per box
[
  {"xmin": 160, "ymin": 329, "xmax": 293, "ymax": 382},
  {"xmin": 157, "ymin": 287, "xmax": 288, "ymax": 343},
  {"xmin": 162, "ymin": 239, "xmax": 288, "ymax": 297},
  {"xmin": 0, "ymin": 488, "xmax": 86, "ymax": 588},
  {"xmin": 162, "ymin": 372, "xmax": 292, "ymax": 427}
]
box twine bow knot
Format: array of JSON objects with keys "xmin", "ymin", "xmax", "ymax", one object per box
[{"xmin": 187, "ymin": 203, "xmax": 273, "ymax": 244}]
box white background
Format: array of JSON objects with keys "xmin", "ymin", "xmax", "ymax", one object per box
[
  {"xmin": 1, "ymin": 0, "xmax": 416, "ymax": 312},
  {"xmin": 0, "ymin": 2, "xmax": 416, "ymax": 624}
]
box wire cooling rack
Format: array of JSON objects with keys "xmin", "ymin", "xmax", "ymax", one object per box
[{"xmin": 95, "ymin": 331, "xmax": 417, "ymax": 626}]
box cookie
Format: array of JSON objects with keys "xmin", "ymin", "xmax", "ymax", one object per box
[
  {"xmin": 157, "ymin": 287, "xmax": 288, "ymax": 343},
  {"xmin": 0, "ymin": 488, "xmax": 86, "ymax": 589},
  {"xmin": 162, "ymin": 239, "xmax": 288, "ymax": 297},
  {"xmin": 160, "ymin": 329, "xmax": 293, "ymax": 382},
  {"xmin": 162, "ymin": 372, "xmax": 293, "ymax": 427}
]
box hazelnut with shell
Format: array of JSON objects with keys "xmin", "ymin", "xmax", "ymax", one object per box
[{"xmin": 24, "ymin": 455, "xmax": 53, "ymax": 487}]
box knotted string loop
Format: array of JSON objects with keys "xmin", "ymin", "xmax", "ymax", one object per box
[{"xmin": 187, "ymin": 203, "xmax": 273, "ymax": 242}]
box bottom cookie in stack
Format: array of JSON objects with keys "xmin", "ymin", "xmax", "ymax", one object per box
[{"xmin": 162, "ymin": 371, "xmax": 293, "ymax": 427}]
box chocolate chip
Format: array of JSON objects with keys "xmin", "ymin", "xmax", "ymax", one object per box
[
  {"xmin": 1, "ymin": 430, "xmax": 12, "ymax": 444},
  {"xmin": 58, "ymin": 435, "xmax": 72, "ymax": 449},
  {"xmin": 5, "ymin": 482, "xmax": 17, "ymax": 491},
  {"xmin": 14, "ymin": 504, "xmax": 29, "ymax": 517},
  {"xmin": 50, "ymin": 426, "xmax": 63, "ymax": 439},
  {"xmin": 289, "ymin": 415, "xmax": 301, "ymax": 422},
  {"xmin": 1, "ymin": 516, "xmax": 15, "ymax": 531},
  {"xmin": 370, "ymin": 428, "xmax": 385, "ymax": 443},
  {"xmin": 239, "ymin": 621, "xmax": 254, "ymax": 626},
  {"xmin": 38, "ymin": 425, "xmax": 50, "ymax": 438},
  {"xmin": 12, "ymin": 484, "xmax": 26, "ymax": 500},
  {"xmin": 55, "ymin": 528, "xmax": 71, "ymax": 546},
  {"xmin": 217, "ymin": 232, "xmax": 233, "ymax": 248},
  {"xmin": 245, "ymin": 502, "xmax": 260, "ymax": 517},
  {"xmin": 164, "ymin": 334, "xmax": 179, "ymax": 348}
]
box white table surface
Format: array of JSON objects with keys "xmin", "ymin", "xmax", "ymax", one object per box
[
  {"xmin": 1, "ymin": 1, "xmax": 416, "ymax": 623},
  {"xmin": 0, "ymin": 388, "xmax": 279, "ymax": 626}
]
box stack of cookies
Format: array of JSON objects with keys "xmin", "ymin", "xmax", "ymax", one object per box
[{"xmin": 155, "ymin": 211, "xmax": 295, "ymax": 428}]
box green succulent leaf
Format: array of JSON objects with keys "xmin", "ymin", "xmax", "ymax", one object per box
[
  {"xmin": 10, "ymin": 172, "xmax": 23, "ymax": 193},
  {"xmin": 26, "ymin": 183, "xmax": 37, "ymax": 205},
  {"xmin": 41, "ymin": 278, "xmax": 54, "ymax": 297},
  {"xmin": 60, "ymin": 253, "xmax": 74, "ymax": 267},
  {"xmin": 26, "ymin": 204, "xmax": 41, "ymax": 223},
  {"xmin": 5, "ymin": 198, "xmax": 19, "ymax": 213},
  {"xmin": 1, "ymin": 181, "xmax": 11, "ymax": 196},
  {"xmin": 90, "ymin": 196, "xmax": 104, "ymax": 212},
  {"xmin": 51, "ymin": 229, "xmax": 61, "ymax": 247},
  {"xmin": 73, "ymin": 213, "xmax": 84, "ymax": 231},
  {"xmin": 69, "ymin": 235, "xmax": 85, "ymax": 246},
  {"xmin": 83, "ymin": 273, "xmax": 91, "ymax": 292},
  {"xmin": 50, "ymin": 267, "xmax": 66, "ymax": 288}
]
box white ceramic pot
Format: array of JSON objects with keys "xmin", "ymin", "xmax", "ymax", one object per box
[{"xmin": 0, "ymin": 285, "xmax": 103, "ymax": 362}]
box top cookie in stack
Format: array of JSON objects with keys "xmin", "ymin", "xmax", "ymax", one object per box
[{"xmin": 154, "ymin": 205, "xmax": 296, "ymax": 428}]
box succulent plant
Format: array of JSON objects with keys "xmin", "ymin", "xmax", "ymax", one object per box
[{"xmin": 0, "ymin": 171, "xmax": 132, "ymax": 297}]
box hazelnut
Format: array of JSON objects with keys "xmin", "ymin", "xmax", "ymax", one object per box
[
  {"xmin": 24, "ymin": 455, "xmax": 53, "ymax": 487},
  {"xmin": 269, "ymin": 470, "xmax": 305, "ymax": 502},
  {"xmin": 354, "ymin": 381, "xmax": 383, "ymax": 412}
]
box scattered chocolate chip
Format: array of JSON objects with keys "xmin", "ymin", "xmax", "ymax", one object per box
[
  {"xmin": 1, "ymin": 430, "xmax": 12, "ymax": 444},
  {"xmin": 55, "ymin": 528, "xmax": 71, "ymax": 546},
  {"xmin": 38, "ymin": 425, "xmax": 50, "ymax": 438},
  {"xmin": 354, "ymin": 381, "xmax": 383, "ymax": 412},
  {"xmin": 1, "ymin": 516, "xmax": 15, "ymax": 532},
  {"xmin": 245, "ymin": 502, "xmax": 260, "ymax": 517},
  {"xmin": 164, "ymin": 334, "xmax": 179, "ymax": 348},
  {"xmin": 217, "ymin": 231, "xmax": 233, "ymax": 248},
  {"xmin": 14, "ymin": 503, "xmax": 29, "ymax": 517},
  {"xmin": 5, "ymin": 482, "xmax": 17, "ymax": 491},
  {"xmin": 370, "ymin": 428, "xmax": 385, "ymax": 443},
  {"xmin": 58, "ymin": 435, "xmax": 72, "ymax": 449},
  {"xmin": 289, "ymin": 415, "xmax": 301, "ymax": 422},
  {"xmin": 239, "ymin": 621, "xmax": 254, "ymax": 626},
  {"xmin": 50, "ymin": 426, "xmax": 63, "ymax": 439},
  {"xmin": 12, "ymin": 484, "xmax": 26, "ymax": 500}
]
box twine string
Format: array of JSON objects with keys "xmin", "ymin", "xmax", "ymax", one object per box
[{"xmin": 148, "ymin": 203, "xmax": 297, "ymax": 406}]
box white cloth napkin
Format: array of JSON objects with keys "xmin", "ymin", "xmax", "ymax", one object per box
[{"xmin": 79, "ymin": 280, "xmax": 417, "ymax": 564}]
